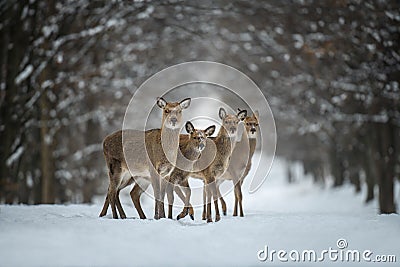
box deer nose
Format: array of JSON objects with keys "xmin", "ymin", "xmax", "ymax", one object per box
[
  {"xmin": 230, "ymin": 127, "xmax": 235, "ymax": 134},
  {"xmin": 251, "ymin": 128, "xmax": 256, "ymax": 134},
  {"xmin": 170, "ymin": 117, "xmax": 177, "ymax": 125},
  {"xmin": 199, "ymin": 143, "xmax": 205, "ymax": 151}
]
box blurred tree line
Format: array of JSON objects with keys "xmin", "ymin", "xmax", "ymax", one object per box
[{"xmin": 0, "ymin": 0, "xmax": 398, "ymax": 213}]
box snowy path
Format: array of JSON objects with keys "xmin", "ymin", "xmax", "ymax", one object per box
[{"xmin": 1, "ymin": 159, "xmax": 399, "ymax": 266}]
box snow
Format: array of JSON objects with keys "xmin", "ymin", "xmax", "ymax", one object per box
[
  {"xmin": 1, "ymin": 158, "xmax": 399, "ymax": 267},
  {"xmin": 15, "ymin": 65, "xmax": 33, "ymax": 85},
  {"xmin": 6, "ymin": 146, "xmax": 24, "ymax": 167}
]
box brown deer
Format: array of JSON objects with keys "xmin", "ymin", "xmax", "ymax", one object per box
[
  {"xmin": 189, "ymin": 108, "xmax": 247, "ymax": 222},
  {"xmin": 99, "ymin": 97, "xmax": 191, "ymax": 219},
  {"xmin": 216, "ymin": 110, "xmax": 259, "ymax": 217},
  {"xmin": 165, "ymin": 121, "xmax": 216, "ymax": 220}
]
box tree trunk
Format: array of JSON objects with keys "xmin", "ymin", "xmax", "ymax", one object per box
[
  {"xmin": 37, "ymin": 0, "xmax": 57, "ymax": 204},
  {"xmin": 0, "ymin": 2, "xmax": 25, "ymax": 203},
  {"xmin": 330, "ymin": 145, "xmax": 344, "ymax": 187},
  {"xmin": 362, "ymin": 123, "xmax": 376, "ymax": 203},
  {"xmin": 286, "ymin": 161, "xmax": 293, "ymax": 184},
  {"xmin": 376, "ymin": 122, "xmax": 396, "ymax": 214},
  {"xmin": 364, "ymin": 153, "xmax": 375, "ymax": 203},
  {"xmin": 349, "ymin": 168, "xmax": 361, "ymax": 193},
  {"xmin": 40, "ymin": 84, "xmax": 55, "ymax": 204}
]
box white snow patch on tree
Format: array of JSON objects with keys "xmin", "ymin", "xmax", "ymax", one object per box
[
  {"xmin": 6, "ymin": 146, "xmax": 24, "ymax": 167},
  {"xmin": 15, "ymin": 65, "xmax": 33, "ymax": 85}
]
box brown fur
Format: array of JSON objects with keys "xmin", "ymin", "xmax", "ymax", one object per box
[
  {"xmin": 99, "ymin": 97, "xmax": 191, "ymax": 219},
  {"xmin": 165, "ymin": 122, "xmax": 215, "ymax": 220},
  {"xmin": 189, "ymin": 108, "xmax": 247, "ymax": 222},
  {"xmin": 217, "ymin": 111, "xmax": 259, "ymax": 217}
]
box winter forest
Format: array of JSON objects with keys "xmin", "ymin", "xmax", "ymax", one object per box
[
  {"xmin": 1, "ymin": 0, "xmax": 398, "ymax": 212},
  {"xmin": 1, "ymin": 1, "xmax": 400, "ymax": 266}
]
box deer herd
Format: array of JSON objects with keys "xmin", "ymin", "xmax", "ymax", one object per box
[{"xmin": 99, "ymin": 97, "xmax": 259, "ymax": 223}]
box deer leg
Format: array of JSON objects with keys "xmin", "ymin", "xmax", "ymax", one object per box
[
  {"xmin": 233, "ymin": 193, "xmax": 239, "ymax": 216},
  {"xmin": 202, "ymin": 186, "xmax": 207, "ymax": 220},
  {"xmin": 177, "ymin": 206, "xmax": 189, "ymax": 220},
  {"xmin": 216, "ymin": 181, "xmax": 227, "ymax": 216},
  {"xmin": 184, "ymin": 182, "xmax": 194, "ymax": 220},
  {"xmin": 174, "ymin": 186, "xmax": 185, "ymax": 203},
  {"xmin": 109, "ymin": 186, "xmax": 118, "ymax": 219},
  {"xmin": 130, "ymin": 180, "xmax": 149, "ymax": 219},
  {"xmin": 204, "ymin": 183, "xmax": 213, "ymax": 223},
  {"xmin": 150, "ymin": 169, "xmax": 161, "ymax": 220},
  {"xmin": 210, "ymin": 181, "xmax": 220, "ymax": 222},
  {"xmin": 99, "ymin": 189, "xmax": 109, "ymax": 217},
  {"xmin": 116, "ymin": 189, "xmax": 126, "ymax": 219},
  {"xmin": 103, "ymin": 159, "xmax": 122, "ymax": 219},
  {"xmin": 177, "ymin": 181, "xmax": 193, "ymax": 220},
  {"xmin": 206, "ymin": 189, "xmax": 212, "ymax": 223},
  {"xmin": 166, "ymin": 183, "xmax": 174, "ymax": 219},
  {"xmin": 188, "ymin": 205, "xmax": 194, "ymax": 220},
  {"xmin": 174, "ymin": 185, "xmax": 191, "ymax": 219},
  {"xmin": 109, "ymin": 169, "xmax": 122, "ymax": 219},
  {"xmin": 176, "ymin": 184, "xmax": 194, "ymax": 219},
  {"xmin": 232, "ymin": 177, "xmax": 240, "ymax": 216},
  {"xmin": 236, "ymin": 182, "xmax": 244, "ymax": 217},
  {"xmin": 116, "ymin": 175, "xmax": 135, "ymax": 219},
  {"xmin": 159, "ymin": 178, "xmax": 166, "ymax": 218},
  {"xmin": 233, "ymin": 180, "xmax": 238, "ymax": 216},
  {"xmin": 233, "ymin": 178, "xmax": 245, "ymax": 216}
]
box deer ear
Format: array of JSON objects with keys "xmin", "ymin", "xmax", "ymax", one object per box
[
  {"xmin": 204, "ymin": 125, "xmax": 216, "ymax": 137},
  {"xmin": 179, "ymin": 98, "xmax": 191, "ymax": 109},
  {"xmin": 185, "ymin": 121, "xmax": 195, "ymax": 134},
  {"xmin": 254, "ymin": 110, "xmax": 259, "ymax": 120},
  {"xmin": 219, "ymin": 108, "xmax": 227, "ymax": 120},
  {"xmin": 156, "ymin": 97, "xmax": 167, "ymax": 109},
  {"xmin": 237, "ymin": 109, "xmax": 247, "ymax": 121}
]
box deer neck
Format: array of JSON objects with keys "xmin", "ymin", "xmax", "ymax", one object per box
[
  {"xmin": 242, "ymin": 135, "xmax": 257, "ymax": 167},
  {"xmin": 237, "ymin": 127, "xmax": 248, "ymax": 146},
  {"xmin": 175, "ymin": 138, "xmax": 202, "ymax": 172},
  {"xmin": 214, "ymin": 126, "xmax": 234, "ymax": 159},
  {"xmin": 183, "ymin": 140, "xmax": 201, "ymax": 161},
  {"xmin": 249, "ymin": 137, "xmax": 257, "ymax": 159},
  {"xmin": 160, "ymin": 126, "xmax": 180, "ymax": 164}
]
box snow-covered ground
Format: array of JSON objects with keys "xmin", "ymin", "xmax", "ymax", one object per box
[{"xmin": 1, "ymin": 158, "xmax": 399, "ymax": 267}]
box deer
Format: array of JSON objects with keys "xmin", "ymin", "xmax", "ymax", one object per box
[
  {"xmin": 165, "ymin": 121, "xmax": 216, "ymax": 220},
  {"xmin": 187, "ymin": 108, "xmax": 247, "ymax": 222},
  {"xmin": 216, "ymin": 110, "xmax": 259, "ymax": 217},
  {"xmin": 99, "ymin": 97, "xmax": 191, "ymax": 219}
]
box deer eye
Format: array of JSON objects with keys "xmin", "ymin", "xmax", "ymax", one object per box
[{"xmin": 165, "ymin": 110, "xmax": 170, "ymax": 114}]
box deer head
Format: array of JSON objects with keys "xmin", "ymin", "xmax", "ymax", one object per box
[
  {"xmin": 219, "ymin": 107, "xmax": 247, "ymax": 138},
  {"xmin": 240, "ymin": 109, "xmax": 259, "ymax": 139},
  {"xmin": 157, "ymin": 97, "xmax": 191, "ymax": 130},
  {"xmin": 185, "ymin": 121, "xmax": 216, "ymax": 152}
]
